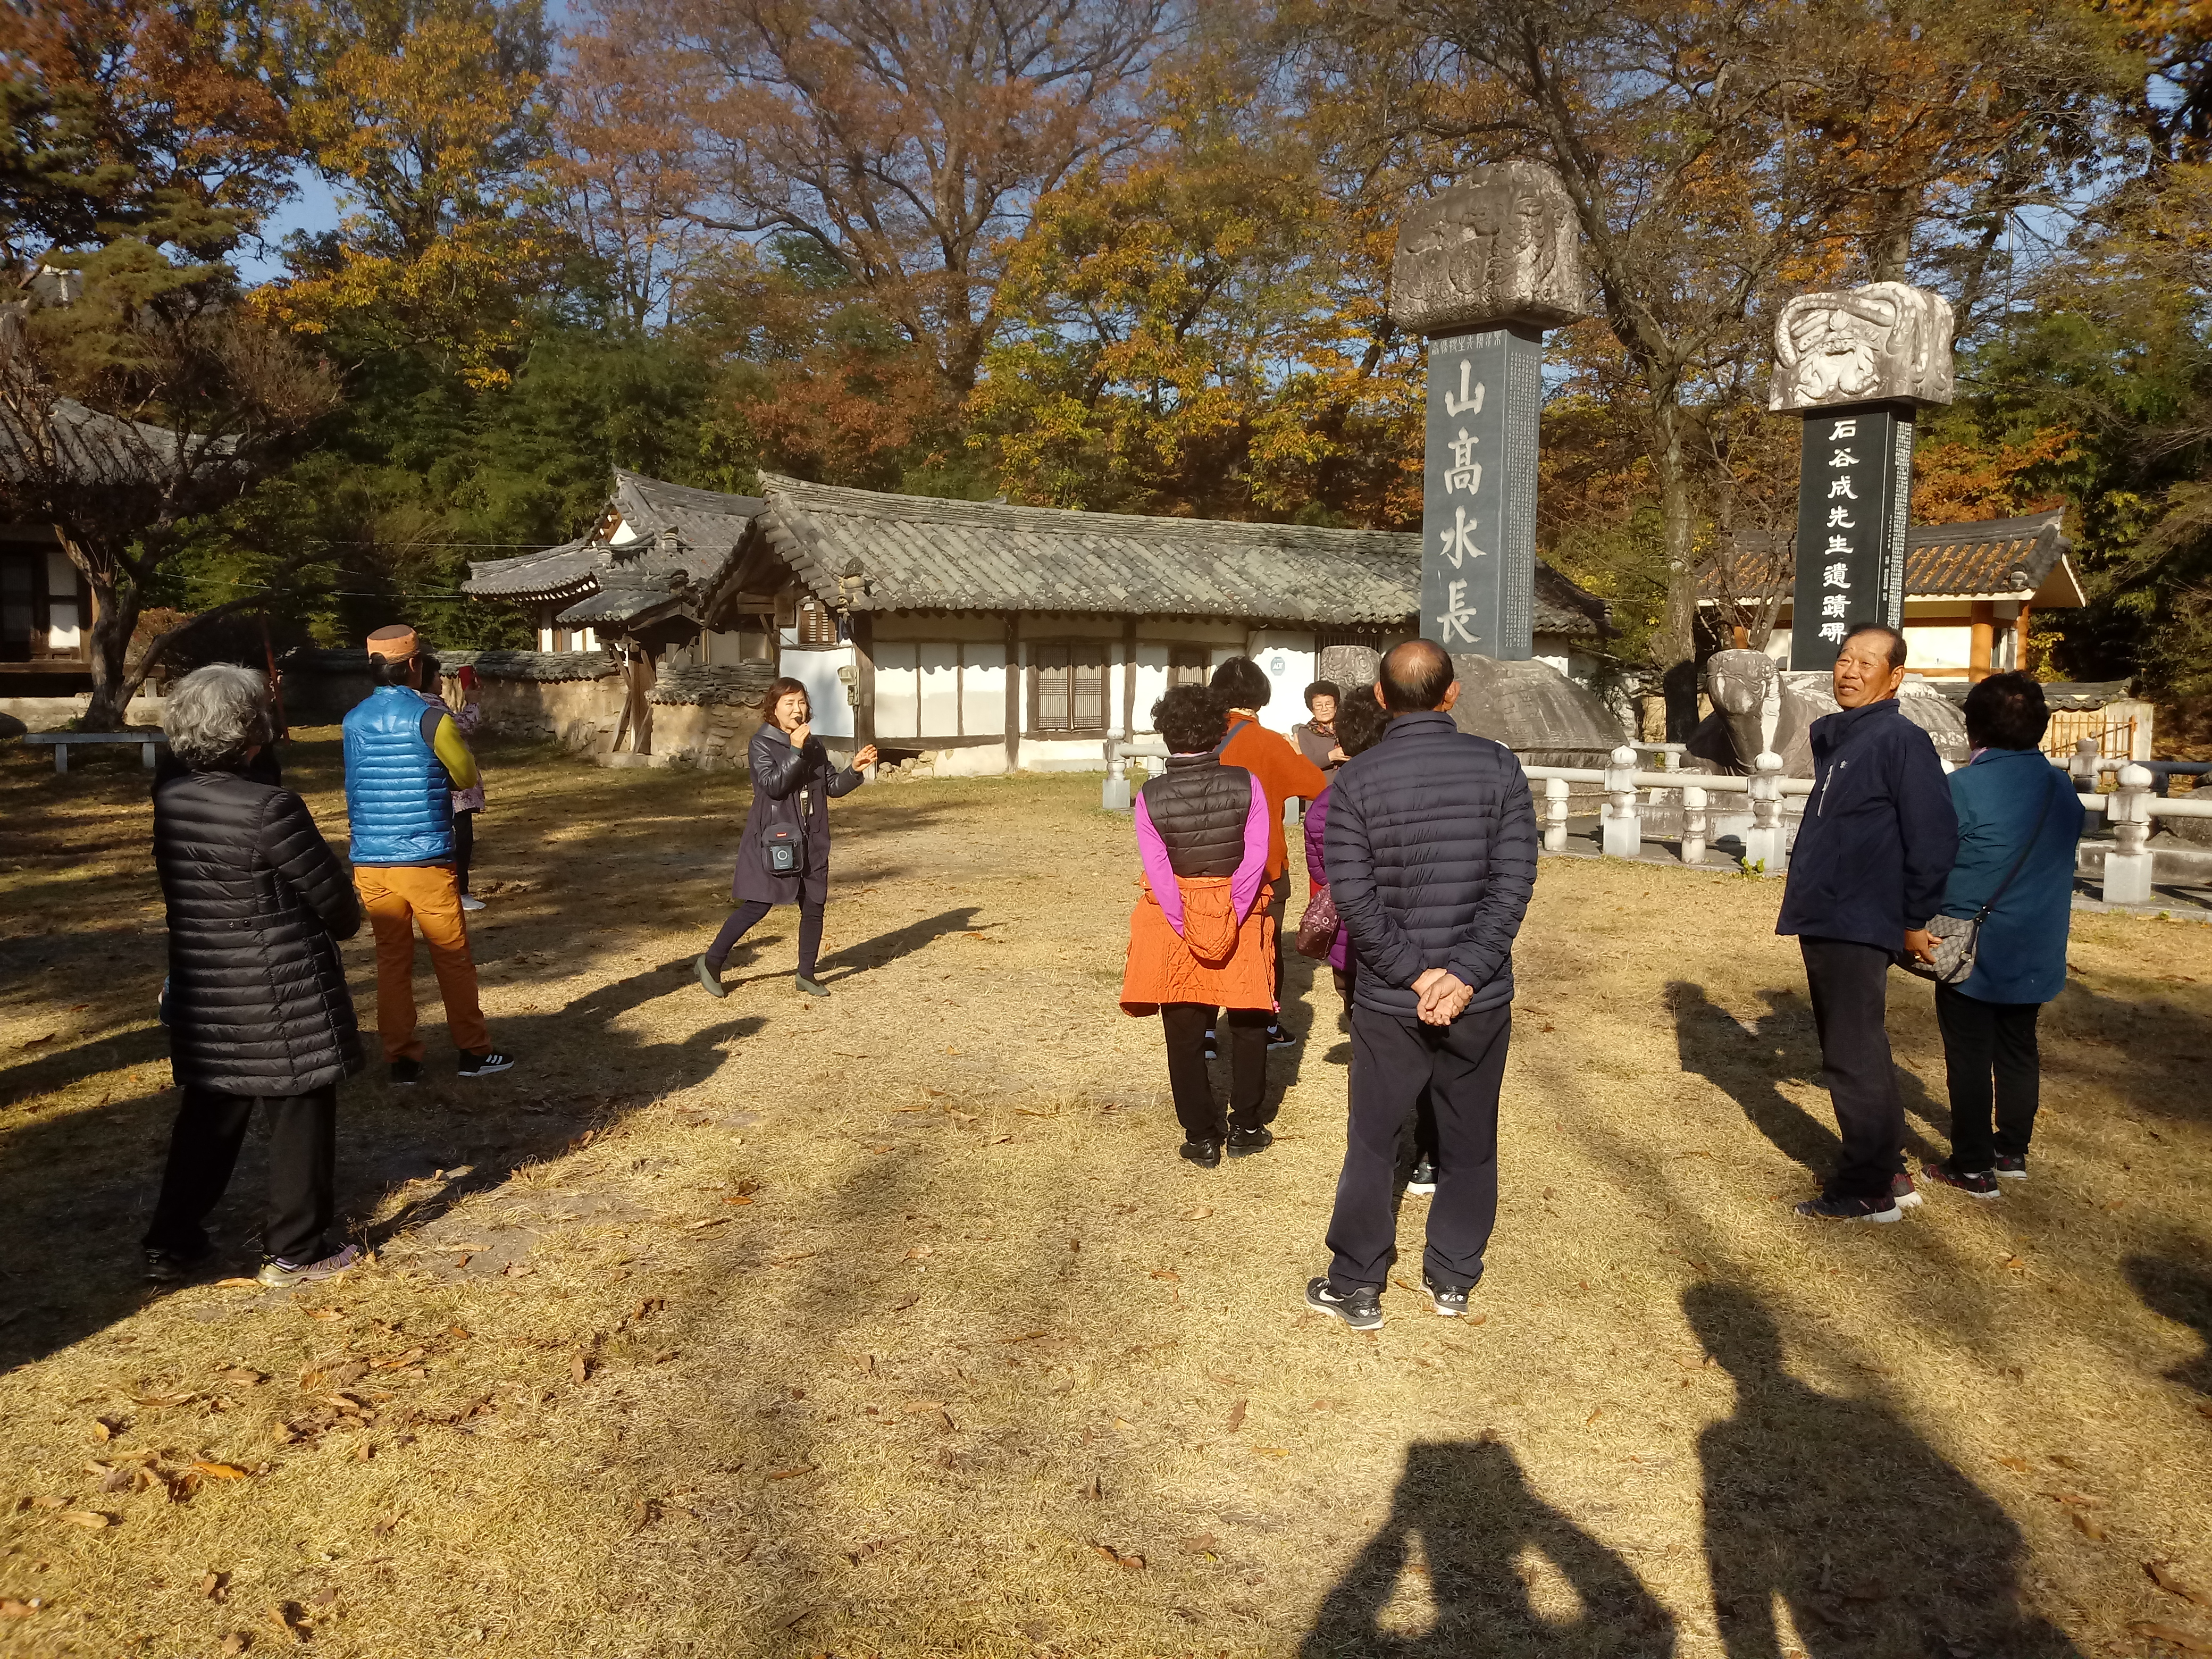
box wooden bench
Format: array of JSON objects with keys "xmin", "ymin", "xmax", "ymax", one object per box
[{"xmin": 20, "ymin": 731, "xmax": 169, "ymax": 774}]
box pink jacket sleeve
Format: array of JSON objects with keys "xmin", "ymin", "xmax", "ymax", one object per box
[
  {"xmin": 1133, "ymin": 790, "xmax": 1186, "ymax": 937},
  {"xmin": 1230, "ymin": 774, "xmax": 1268, "ymax": 922}
]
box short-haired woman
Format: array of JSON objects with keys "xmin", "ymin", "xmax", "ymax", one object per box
[
  {"xmin": 1120, "ymin": 683, "xmax": 1278, "ymax": 1167},
  {"xmin": 1294, "ymin": 679, "xmax": 1346, "ymax": 775},
  {"xmin": 1921, "ymin": 672, "xmax": 2085, "ymax": 1197},
  {"xmin": 146, "ymin": 665, "xmax": 365, "ymax": 1286},
  {"xmin": 696, "ymin": 677, "xmax": 877, "ymax": 999}
]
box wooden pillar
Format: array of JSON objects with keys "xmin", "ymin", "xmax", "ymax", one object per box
[
  {"xmin": 2014, "ymin": 604, "xmax": 2032, "ymax": 674},
  {"xmin": 1968, "ymin": 600, "xmax": 1995, "ymax": 682},
  {"xmin": 1002, "ymin": 613, "xmax": 1020, "ymax": 774},
  {"xmin": 1120, "ymin": 616, "xmax": 1138, "ymax": 735},
  {"xmin": 850, "ymin": 609, "xmax": 875, "ymax": 750}
]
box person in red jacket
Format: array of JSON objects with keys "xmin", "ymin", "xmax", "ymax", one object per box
[{"xmin": 1206, "ymin": 657, "xmax": 1327, "ymax": 1052}]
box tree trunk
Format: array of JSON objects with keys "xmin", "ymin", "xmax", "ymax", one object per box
[
  {"xmin": 81, "ymin": 574, "xmax": 143, "ymax": 732},
  {"xmin": 1649, "ymin": 404, "xmax": 1700, "ymax": 741}
]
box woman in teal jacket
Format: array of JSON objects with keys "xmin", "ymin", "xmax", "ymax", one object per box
[{"xmin": 1922, "ymin": 673, "xmax": 2085, "ymax": 1197}]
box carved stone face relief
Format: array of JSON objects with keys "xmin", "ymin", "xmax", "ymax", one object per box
[
  {"xmin": 1389, "ymin": 161, "xmax": 1588, "ymax": 335},
  {"xmin": 1769, "ymin": 281, "xmax": 1955, "ymax": 412}
]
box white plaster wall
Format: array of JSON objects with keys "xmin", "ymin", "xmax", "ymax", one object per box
[
  {"xmin": 932, "ymin": 744, "xmax": 1011, "ymax": 778},
  {"xmin": 875, "ymin": 641, "xmax": 920, "ymax": 739},
  {"xmin": 780, "ymin": 643, "xmax": 855, "ymax": 738},
  {"xmin": 873, "ymin": 613, "xmax": 1008, "ymax": 643},
  {"xmin": 1020, "ymin": 736, "xmax": 1113, "ymax": 772},
  {"xmin": 1130, "ymin": 644, "xmax": 1171, "ymax": 733},
  {"xmin": 1246, "ymin": 630, "xmax": 1317, "ymax": 735},
  {"xmin": 961, "ymin": 644, "xmax": 1006, "ymax": 734},
  {"xmin": 1905, "ymin": 625, "xmax": 1972, "ymax": 674}
]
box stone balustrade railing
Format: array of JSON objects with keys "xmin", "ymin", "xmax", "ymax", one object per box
[{"xmin": 1527, "ymin": 746, "xmax": 2212, "ymax": 907}]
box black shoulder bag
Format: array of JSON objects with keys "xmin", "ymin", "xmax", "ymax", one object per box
[{"xmin": 1905, "ymin": 770, "xmax": 2060, "ymax": 985}]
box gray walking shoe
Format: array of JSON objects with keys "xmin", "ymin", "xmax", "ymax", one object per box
[
  {"xmin": 257, "ymin": 1243, "xmax": 362, "ymax": 1289},
  {"xmin": 694, "ymin": 954, "xmax": 727, "ymax": 999},
  {"xmin": 795, "ymin": 974, "xmax": 830, "ymax": 997}
]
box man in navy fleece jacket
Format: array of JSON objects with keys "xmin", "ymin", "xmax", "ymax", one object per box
[{"xmin": 1777, "ymin": 623, "xmax": 1958, "ymax": 1223}]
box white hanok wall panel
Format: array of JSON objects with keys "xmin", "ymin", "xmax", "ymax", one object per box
[
  {"xmin": 918, "ymin": 642, "xmax": 960, "ymax": 734},
  {"xmin": 875, "ymin": 641, "xmax": 920, "ymax": 739}
]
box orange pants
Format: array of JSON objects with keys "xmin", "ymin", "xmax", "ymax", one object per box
[{"xmin": 354, "ymin": 865, "xmax": 490, "ymax": 1061}]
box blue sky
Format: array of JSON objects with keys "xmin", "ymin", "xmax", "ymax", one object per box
[{"xmin": 238, "ymin": 169, "xmax": 346, "ymax": 284}]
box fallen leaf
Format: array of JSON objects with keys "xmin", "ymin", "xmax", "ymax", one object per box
[
  {"xmin": 1, "ymin": 1598, "xmax": 35, "ymax": 1615},
  {"xmin": 2129, "ymin": 1622, "xmax": 2212, "ymax": 1654},
  {"xmin": 329, "ymin": 1361, "xmax": 368, "ymax": 1387},
  {"xmin": 88, "ymin": 1420, "xmax": 113, "ymax": 1443},
  {"xmin": 948, "ymin": 1110, "xmax": 977, "ymax": 1126},
  {"xmin": 213, "ymin": 1277, "xmax": 259, "ymax": 1288},
  {"xmin": 307, "ymin": 1309, "xmax": 343, "ymax": 1321},
  {"xmin": 1015, "ymin": 1108, "xmax": 1055, "ymax": 1118},
  {"xmin": 192, "ymin": 1463, "xmax": 248, "ymax": 1481},
  {"xmin": 686, "ymin": 1217, "xmax": 730, "ymax": 1230},
  {"xmin": 1225, "ymin": 1399, "xmax": 1246, "ymax": 1433},
  {"xmin": 19, "ymin": 1033, "xmax": 53, "ymax": 1049},
  {"xmin": 1586, "ymin": 1409, "xmax": 1603, "ymax": 1425},
  {"xmin": 1079, "ymin": 1474, "xmax": 1102, "ymax": 1500},
  {"xmin": 723, "ymin": 1194, "xmax": 752, "ymax": 1206},
  {"xmin": 1150, "ymin": 1268, "xmax": 1180, "ymax": 1283},
  {"xmin": 137, "ymin": 1390, "xmax": 197, "ymax": 1407},
  {"xmin": 2149, "ymin": 1562, "xmax": 2212, "ymax": 1608},
  {"xmin": 923, "ymin": 1088, "xmax": 950, "ymax": 1098},
  {"xmin": 203, "ymin": 1572, "xmax": 228, "ymax": 1601},
  {"xmin": 216, "ymin": 1369, "xmax": 265, "ymax": 1386},
  {"xmin": 988, "ymin": 1133, "xmax": 1012, "ymax": 1144},
  {"xmin": 900, "ymin": 1400, "xmax": 947, "ymax": 1414},
  {"xmin": 220, "ymin": 1631, "xmax": 247, "ymax": 1654},
  {"xmin": 267, "ymin": 1603, "xmax": 307, "ymax": 1644},
  {"xmin": 1252, "ymin": 1446, "xmax": 1288, "ymax": 1457},
  {"xmin": 57, "ymin": 1510, "xmax": 110, "ymax": 1528},
  {"xmin": 1996, "ymin": 1456, "xmax": 2030, "ymax": 1472},
  {"xmin": 904, "ymin": 1246, "xmax": 934, "ymax": 1261},
  {"xmin": 1468, "ymin": 1313, "xmax": 1489, "ymax": 1326},
  {"xmin": 1180, "ymin": 1534, "xmax": 1217, "ymax": 1554},
  {"xmin": 1113, "ymin": 1418, "xmax": 1136, "ymax": 1431},
  {"xmin": 1092, "ymin": 1542, "xmax": 1145, "ymax": 1570},
  {"xmin": 1181, "ymin": 1206, "xmax": 1214, "ymax": 1220},
  {"xmin": 2072, "ymin": 1511, "xmax": 2106, "ymax": 1540},
  {"xmin": 502, "ymin": 1262, "xmax": 533, "ymax": 1277},
  {"xmin": 25, "ymin": 1495, "xmax": 66, "ymax": 1510},
  {"xmin": 767, "ymin": 1465, "xmax": 815, "ymax": 1481}
]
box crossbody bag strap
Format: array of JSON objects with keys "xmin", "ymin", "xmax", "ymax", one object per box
[{"xmin": 1972, "ymin": 768, "xmax": 2062, "ymax": 923}]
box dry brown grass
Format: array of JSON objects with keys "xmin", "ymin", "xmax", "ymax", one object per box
[{"xmin": 2, "ymin": 735, "xmax": 2210, "ymax": 1659}]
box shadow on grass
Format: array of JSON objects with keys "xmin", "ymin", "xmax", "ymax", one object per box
[
  {"xmin": 0, "ymin": 956, "xmax": 759, "ymax": 1374},
  {"xmin": 2123, "ymin": 1251, "xmax": 2212, "ymax": 1395},
  {"xmin": 1302, "ymin": 1437, "xmax": 1674, "ymax": 1657},
  {"xmin": 1686, "ymin": 1282, "xmax": 2080, "ymax": 1658},
  {"xmin": 817, "ymin": 906, "xmax": 993, "ymax": 982}
]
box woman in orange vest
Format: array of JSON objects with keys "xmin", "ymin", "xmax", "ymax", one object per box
[{"xmin": 1120, "ymin": 684, "xmax": 1278, "ymax": 1167}]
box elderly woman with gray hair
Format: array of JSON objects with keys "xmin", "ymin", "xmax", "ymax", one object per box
[{"xmin": 144, "ymin": 664, "xmax": 366, "ymax": 1287}]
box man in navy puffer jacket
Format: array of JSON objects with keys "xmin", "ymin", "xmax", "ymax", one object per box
[
  {"xmin": 1308, "ymin": 640, "xmax": 1538, "ymax": 1330},
  {"xmin": 1776, "ymin": 623, "xmax": 1957, "ymax": 1222}
]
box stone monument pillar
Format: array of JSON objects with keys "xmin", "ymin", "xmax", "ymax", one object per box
[
  {"xmin": 1769, "ymin": 281, "xmax": 1955, "ymax": 673},
  {"xmin": 1390, "ymin": 161, "xmax": 1587, "ymax": 660}
]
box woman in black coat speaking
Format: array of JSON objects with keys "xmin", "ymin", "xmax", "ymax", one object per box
[
  {"xmin": 695, "ymin": 676, "xmax": 877, "ymax": 999},
  {"xmin": 145, "ymin": 664, "xmax": 366, "ymax": 1288}
]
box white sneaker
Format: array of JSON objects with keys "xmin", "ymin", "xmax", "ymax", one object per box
[{"xmin": 459, "ymin": 894, "xmax": 486, "ymax": 912}]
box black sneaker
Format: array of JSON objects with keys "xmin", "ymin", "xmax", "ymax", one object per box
[
  {"xmin": 694, "ymin": 954, "xmax": 727, "ymax": 999},
  {"xmin": 1265, "ymin": 1027, "xmax": 1301, "ymax": 1051},
  {"xmin": 1422, "ymin": 1272, "xmax": 1469, "ymax": 1317},
  {"xmin": 1891, "ymin": 1171, "xmax": 1924, "ymax": 1211},
  {"xmin": 1923, "ymin": 1158, "xmax": 2002, "ymax": 1200},
  {"xmin": 1993, "ymin": 1153, "xmax": 2029, "ymax": 1180},
  {"xmin": 389, "ymin": 1058, "xmax": 423, "ymax": 1087},
  {"xmin": 1305, "ymin": 1277, "xmax": 1382, "ymax": 1330},
  {"xmin": 1406, "ymin": 1157, "xmax": 1437, "ymax": 1196},
  {"xmin": 1225, "ymin": 1125, "xmax": 1273, "ymax": 1158},
  {"xmin": 456, "ymin": 1050, "xmax": 515, "ymax": 1078},
  {"xmin": 1179, "ymin": 1137, "xmax": 1223, "ymax": 1168},
  {"xmin": 1794, "ymin": 1194, "xmax": 1903, "ymax": 1223},
  {"xmin": 1202, "ymin": 1029, "xmax": 1217, "ymax": 1061},
  {"xmin": 143, "ymin": 1246, "xmax": 207, "ymax": 1284}
]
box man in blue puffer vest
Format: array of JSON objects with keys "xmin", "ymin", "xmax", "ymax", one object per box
[
  {"xmin": 1776, "ymin": 623, "xmax": 1957, "ymax": 1222},
  {"xmin": 343, "ymin": 626, "xmax": 514, "ymax": 1086}
]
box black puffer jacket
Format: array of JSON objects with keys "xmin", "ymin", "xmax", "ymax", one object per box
[
  {"xmin": 1320, "ymin": 709, "xmax": 1539, "ymax": 1020},
  {"xmin": 154, "ymin": 768, "xmax": 364, "ymax": 1095},
  {"xmin": 732, "ymin": 724, "xmax": 865, "ymax": 907},
  {"xmin": 1141, "ymin": 757, "xmax": 1254, "ymax": 877}
]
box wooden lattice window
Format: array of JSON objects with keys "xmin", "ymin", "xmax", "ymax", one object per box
[
  {"xmin": 1029, "ymin": 640, "xmax": 1107, "ymax": 732},
  {"xmin": 1168, "ymin": 645, "xmax": 1211, "ymax": 688}
]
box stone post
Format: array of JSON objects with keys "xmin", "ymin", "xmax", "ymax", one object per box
[
  {"xmin": 1745, "ymin": 753, "xmax": 1788, "ymax": 874},
  {"xmin": 2102, "ymin": 763, "xmax": 2154, "ymax": 905},
  {"xmin": 1602, "ymin": 744, "xmax": 1642, "ymax": 858},
  {"xmin": 1391, "ymin": 162, "xmax": 1587, "ymax": 659},
  {"xmin": 1543, "ymin": 776, "xmax": 1570, "ymax": 854},
  {"xmin": 1770, "ymin": 282, "xmax": 1955, "ymax": 673},
  {"xmin": 2069, "ymin": 737, "xmax": 2099, "ymax": 792},
  {"xmin": 1681, "ymin": 784, "xmax": 1708, "ymax": 869},
  {"xmin": 1101, "ymin": 727, "xmax": 1131, "ymax": 812}
]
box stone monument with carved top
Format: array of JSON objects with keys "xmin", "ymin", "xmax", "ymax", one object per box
[{"xmin": 1769, "ymin": 280, "xmax": 1955, "ymax": 673}]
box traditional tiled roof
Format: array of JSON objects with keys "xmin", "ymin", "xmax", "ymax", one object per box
[
  {"xmin": 462, "ymin": 537, "xmax": 600, "ymax": 602},
  {"xmin": 0, "ymin": 396, "xmax": 222, "ymax": 487},
  {"xmin": 753, "ymin": 473, "xmax": 1607, "ymax": 637},
  {"xmin": 648, "ymin": 661, "xmax": 779, "ymax": 707},
  {"xmin": 1699, "ymin": 510, "xmax": 2081, "ymax": 604},
  {"xmin": 435, "ymin": 648, "xmax": 616, "ymax": 682},
  {"xmin": 461, "ymin": 469, "xmax": 767, "ymax": 625}
]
